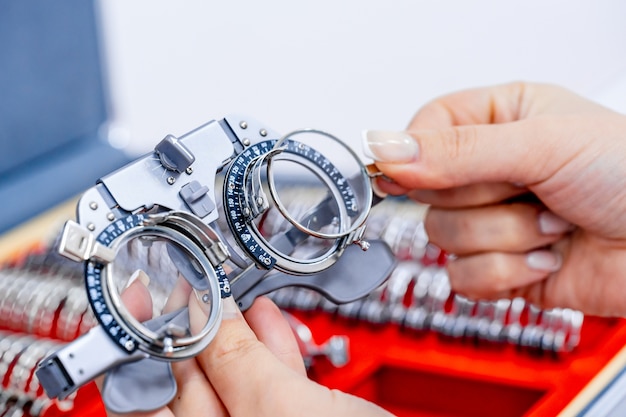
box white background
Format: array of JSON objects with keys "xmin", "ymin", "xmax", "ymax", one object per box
[{"xmin": 97, "ymin": 0, "xmax": 626, "ymax": 160}]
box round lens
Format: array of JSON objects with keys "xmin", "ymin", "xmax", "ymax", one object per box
[
  {"xmin": 103, "ymin": 226, "xmax": 222, "ymax": 358},
  {"xmin": 221, "ymin": 129, "xmax": 373, "ymax": 275},
  {"xmin": 267, "ymin": 130, "xmax": 372, "ymax": 241}
]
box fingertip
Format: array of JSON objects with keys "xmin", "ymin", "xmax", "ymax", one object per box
[
  {"xmin": 221, "ymin": 296, "xmax": 242, "ymax": 320},
  {"xmin": 244, "ymin": 297, "xmax": 306, "ymax": 375},
  {"xmin": 526, "ymin": 250, "xmax": 562, "ymax": 272},
  {"xmin": 196, "ymin": 312, "xmax": 273, "ymax": 414},
  {"xmin": 203, "ymin": 298, "xmax": 257, "ymax": 360},
  {"xmin": 372, "ymin": 174, "xmax": 412, "ymax": 195},
  {"xmin": 362, "ymin": 130, "xmax": 419, "ymax": 164},
  {"xmin": 125, "ymin": 269, "xmax": 150, "ymax": 289},
  {"xmin": 538, "ymin": 211, "xmax": 574, "ymax": 235},
  {"xmin": 243, "ymin": 296, "xmax": 280, "ymax": 318},
  {"xmin": 121, "ymin": 275, "xmax": 153, "ymax": 323},
  {"xmin": 447, "ymin": 252, "xmax": 554, "ymax": 300}
]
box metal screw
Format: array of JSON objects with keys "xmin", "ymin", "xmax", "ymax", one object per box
[
  {"xmin": 167, "ymin": 176, "xmax": 176, "ymax": 185},
  {"xmin": 259, "ymin": 129, "xmax": 267, "ymax": 137},
  {"xmin": 125, "ymin": 340, "xmax": 135, "ymax": 351},
  {"xmin": 89, "ymin": 202, "xmax": 98, "ymax": 210},
  {"xmin": 186, "ymin": 167, "xmax": 193, "ymax": 175},
  {"xmin": 263, "ymin": 258, "xmax": 271, "ymax": 265},
  {"xmin": 87, "ymin": 223, "xmax": 95, "ymax": 231},
  {"xmin": 164, "ymin": 337, "xmax": 174, "ymax": 354},
  {"xmin": 229, "ymin": 182, "xmax": 235, "ymax": 190},
  {"xmin": 243, "ymin": 207, "xmax": 251, "ymax": 217},
  {"xmin": 243, "ymin": 138, "xmax": 251, "ymax": 146},
  {"xmin": 107, "ymin": 213, "xmax": 115, "ymax": 221},
  {"xmin": 239, "ymin": 121, "xmax": 248, "ymax": 129},
  {"xmin": 202, "ymin": 294, "xmax": 210, "ymax": 303},
  {"xmin": 256, "ymin": 197, "xmax": 264, "ymax": 206}
]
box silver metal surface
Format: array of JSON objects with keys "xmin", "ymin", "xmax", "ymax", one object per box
[
  {"xmin": 0, "ymin": 117, "xmax": 592, "ymax": 415},
  {"xmin": 58, "ymin": 220, "xmax": 115, "ymax": 263},
  {"xmin": 268, "ymin": 128, "xmax": 373, "ymax": 243},
  {"xmin": 101, "ymin": 221, "xmax": 223, "ymax": 359},
  {"xmin": 98, "ymin": 121, "xmax": 234, "ymax": 229}
]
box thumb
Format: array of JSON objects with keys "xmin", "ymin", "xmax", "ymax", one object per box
[
  {"xmin": 195, "ymin": 297, "xmax": 304, "ymax": 415},
  {"xmin": 363, "ymin": 120, "xmax": 575, "ymax": 190},
  {"xmin": 196, "ymin": 297, "xmax": 393, "ymax": 416}
]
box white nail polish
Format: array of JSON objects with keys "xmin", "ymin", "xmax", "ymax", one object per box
[
  {"xmin": 526, "ymin": 250, "xmax": 562, "ymax": 272},
  {"xmin": 125, "ymin": 269, "xmax": 150, "ymax": 289},
  {"xmin": 362, "ymin": 130, "xmax": 419, "ymax": 163},
  {"xmin": 538, "ymin": 211, "xmax": 573, "ymax": 235},
  {"xmin": 221, "ymin": 297, "xmax": 240, "ymax": 319}
]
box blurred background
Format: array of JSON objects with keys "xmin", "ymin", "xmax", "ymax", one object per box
[
  {"xmin": 97, "ymin": 0, "xmax": 626, "ymax": 159},
  {"xmin": 2, "ymin": 3, "xmax": 626, "ymax": 416}
]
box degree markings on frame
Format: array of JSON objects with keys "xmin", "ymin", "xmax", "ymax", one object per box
[
  {"xmin": 224, "ymin": 140, "xmax": 278, "ymax": 269},
  {"xmin": 84, "ymin": 214, "xmax": 148, "ymax": 352},
  {"xmin": 223, "ymin": 138, "xmax": 359, "ymax": 270}
]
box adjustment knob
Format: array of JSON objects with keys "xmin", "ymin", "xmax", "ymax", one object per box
[{"xmin": 155, "ymin": 134, "xmax": 195, "ymax": 172}]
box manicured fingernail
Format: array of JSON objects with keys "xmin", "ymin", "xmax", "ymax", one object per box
[
  {"xmin": 538, "ymin": 211, "xmax": 573, "ymax": 235},
  {"xmin": 125, "ymin": 269, "xmax": 150, "ymax": 289},
  {"xmin": 371, "ymin": 177, "xmax": 389, "ymax": 199},
  {"xmin": 362, "ymin": 130, "xmax": 419, "ymax": 163},
  {"xmin": 526, "ymin": 250, "xmax": 562, "ymax": 272},
  {"xmin": 222, "ymin": 297, "xmax": 240, "ymax": 319}
]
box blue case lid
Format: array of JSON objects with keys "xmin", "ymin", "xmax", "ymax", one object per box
[{"xmin": 0, "ymin": 0, "xmax": 130, "ymax": 233}]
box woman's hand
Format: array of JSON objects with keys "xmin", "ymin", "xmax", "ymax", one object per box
[
  {"xmin": 365, "ymin": 82, "xmax": 626, "ymax": 316},
  {"xmin": 105, "ymin": 283, "xmax": 391, "ymax": 417}
]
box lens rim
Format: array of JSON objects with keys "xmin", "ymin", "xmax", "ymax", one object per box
[
  {"xmin": 99, "ymin": 218, "xmax": 223, "ymax": 359},
  {"xmin": 267, "ymin": 129, "xmax": 373, "ymax": 240}
]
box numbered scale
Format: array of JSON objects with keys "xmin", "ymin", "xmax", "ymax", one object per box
[{"xmin": 34, "ymin": 116, "xmax": 395, "ymax": 413}]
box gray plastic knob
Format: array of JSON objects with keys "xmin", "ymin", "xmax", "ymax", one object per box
[{"xmin": 155, "ymin": 134, "xmax": 195, "ymax": 172}]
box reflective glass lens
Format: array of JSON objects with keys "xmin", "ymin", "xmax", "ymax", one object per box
[{"xmin": 107, "ymin": 230, "xmax": 217, "ymax": 352}]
